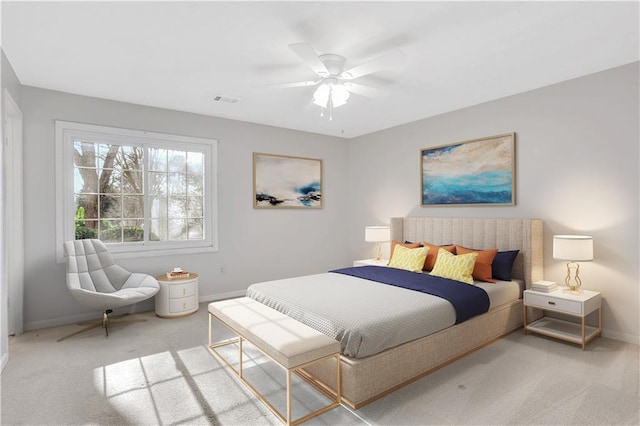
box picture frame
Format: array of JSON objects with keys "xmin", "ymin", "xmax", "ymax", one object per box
[
  {"xmin": 253, "ymin": 152, "xmax": 323, "ymax": 209},
  {"xmin": 421, "ymin": 133, "xmax": 515, "ymax": 206}
]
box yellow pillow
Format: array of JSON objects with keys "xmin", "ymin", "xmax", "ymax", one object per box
[
  {"xmin": 429, "ymin": 249, "xmax": 478, "ymax": 285},
  {"xmin": 388, "ymin": 245, "xmax": 429, "ymax": 273}
]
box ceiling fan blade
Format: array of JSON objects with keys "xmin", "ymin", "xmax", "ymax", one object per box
[
  {"xmin": 344, "ymin": 82, "xmax": 380, "ymax": 98},
  {"xmin": 341, "ymin": 49, "xmax": 406, "ymax": 79},
  {"xmin": 289, "ymin": 43, "xmax": 329, "ymax": 76},
  {"xmin": 270, "ymin": 80, "xmax": 320, "ymax": 89}
]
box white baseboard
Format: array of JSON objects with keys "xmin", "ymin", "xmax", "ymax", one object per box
[
  {"xmin": 24, "ymin": 301, "xmax": 155, "ymax": 332},
  {"xmin": 24, "ymin": 289, "xmax": 638, "ymax": 346},
  {"xmin": 199, "ymin": 290, "xmax": 245, "ymax": 303},
  {"xmin": 23, "ymin": 291, "xmax": 246, "ymax": 332},
  {"xmin": 1, "ymin": 352, "xmax": 8, "ymax": 373},
  {"xmin": 602, "ymin": 328, "xmax": 639, "ymax": 345}
]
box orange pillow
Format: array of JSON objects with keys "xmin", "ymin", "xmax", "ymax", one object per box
[
  {"xmin": 389, "ymin": 241, "xmax": 421, "ymax": 260},
  {"xmin": 422, "ymin": 242, "xmax": 456, "ymax": 271},
  {"xmin": 455, "ymin": 246, "xmax": 498, "ymax": 283}
]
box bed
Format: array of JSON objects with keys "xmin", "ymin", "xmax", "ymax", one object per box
[{"xmin": 247, "ymin": 217, "xmax": 543, "ymax": 408}]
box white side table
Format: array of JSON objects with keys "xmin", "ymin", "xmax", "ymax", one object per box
[
  {"xmin": 523, "ymin": 288, "xmax": 602, "ymax": 350},
  {"xmin": 155, "ymin": 273, "xmax": 199, "ymax": 318},
  {"xmin": 353, "ymin": 258, "xmax": 389, "ymax": 267}
]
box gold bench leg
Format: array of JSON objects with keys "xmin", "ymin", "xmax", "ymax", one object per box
[
  {"xmin": 239, "ymin": 336, "xmax": 243, "ymax": 378},
  {"xmin": 286, "ymin": 369, "xmax": 292, "ymax": 426},
  {"xmin": 207, "ymin": 312, "xmax": 341, "ymax": 425}
]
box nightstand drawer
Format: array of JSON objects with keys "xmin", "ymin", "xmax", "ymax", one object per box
[
  {"xmin": 524, "ymin": 292, "xmax": 582, "ymax": 315},
  {"xmin": 169, "ymin": 282, "xmax": 196, "ymax": 299},
  {"xmin": 170, "ymin": 296, "xmax": 197, "ymax": 313}
]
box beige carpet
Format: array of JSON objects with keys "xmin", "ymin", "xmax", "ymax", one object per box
[{"xmin": 1, "ymin": 303, "xmax": 638, "ymax": 425}]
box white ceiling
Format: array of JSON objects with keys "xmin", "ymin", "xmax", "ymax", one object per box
[{"xmin": 2, "ymin": 1, "xmax": 638, "ymax": 139}]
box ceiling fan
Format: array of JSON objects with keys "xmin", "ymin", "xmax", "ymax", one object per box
[{"xmin": 276, "ymin": 43, "xmax": 405, "ymax": 119}]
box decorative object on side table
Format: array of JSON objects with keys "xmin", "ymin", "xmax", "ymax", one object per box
[
  {"xmin": 532, "ymin": 280, "xmax": 557, "ymax": 293},
  {"xmin": 166, "ymin": 267, "xmax": 190, "ymax": 279},
  {"xmin": 365, "ymin": 225, "xmax": 390, "ymax": 260},
  {"xmin": 553, "ymin": 235, "xmax": 593, "ymax": 291}
]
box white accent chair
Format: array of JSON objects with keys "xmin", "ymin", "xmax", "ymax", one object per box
[{"xmin": 60, "ymin": 239, "xmax": 159, "ymax": 341}]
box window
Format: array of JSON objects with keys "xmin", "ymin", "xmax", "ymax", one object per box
[{"xmin": 56, "ymin": 121, "xmax": 218, "ymax": 261}]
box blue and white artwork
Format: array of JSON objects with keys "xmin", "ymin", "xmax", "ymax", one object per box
[
  {"xmin": 254, "ymin": 153, "xmax": 323, "ymax": 208},
  {"xmin": 421, "ymin": 134, "xmax": 515, "ymax": 206}
]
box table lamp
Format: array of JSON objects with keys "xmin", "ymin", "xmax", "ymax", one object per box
[
  {"xmin": 365, "ymin": 226, "xmax": 390, "ymax": 260},
  {"xmin": 553, "ymin": 235, "xmax": 593, "ymax": 291}
]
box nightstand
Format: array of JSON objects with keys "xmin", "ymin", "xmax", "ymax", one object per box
[
  {"xmin": 155, "ymin": 273, "xmax": 199, "ymax": 318},
  {"xmin": 353, "ymin": 258, "xmax": 389, "ymax": 267},
  {"xmin": 523, "ymin": 288, "xmax": 602, "ymax": 350}
]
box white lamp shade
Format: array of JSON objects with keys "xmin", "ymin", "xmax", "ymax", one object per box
[
  {"xmin": 553, "ymin": 235, "xmax": 593, "ymax": 261},
  {"xmin": 365, "ymin": 226, "xmax": 390, "ymax": 242}
]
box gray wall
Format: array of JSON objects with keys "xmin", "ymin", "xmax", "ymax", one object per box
[
  {"xmin": 20, "ymin": 87, "xmax": 351, "ymax": 329},
  {"xmin": 348, "ymin": 62, "xmax": 639, "ymax": 344}
]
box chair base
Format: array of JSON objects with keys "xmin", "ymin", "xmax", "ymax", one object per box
[{"xmin": 56, "ymin": 310, "xmax": 147, "ymax": 342}]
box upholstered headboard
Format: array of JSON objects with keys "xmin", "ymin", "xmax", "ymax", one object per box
[{"xmin": 390, "ymin": 217, "xmax": 543, "ymax": 288}]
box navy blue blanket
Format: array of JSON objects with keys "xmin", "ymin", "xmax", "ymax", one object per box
[{"xmin": 330, "ymin": 266, "xmax": 490, "ymax": 324}]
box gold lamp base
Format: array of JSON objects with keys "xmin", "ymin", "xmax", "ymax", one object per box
[
  {"xmin": 373, "ymin": 242, "xmax": 382, "ymax": 260},
  {"xmin": 565, "ymin": 261, "xmax": 582, "ymax": 291}
]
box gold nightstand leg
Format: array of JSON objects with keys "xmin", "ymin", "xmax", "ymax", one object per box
[
  {"xmin": 581, "ymin": 316, "xmax": 586, "ymax": 350},
  {"xmin": 598, "ymin": 307, "xmax": 602, "ymax": 337}
]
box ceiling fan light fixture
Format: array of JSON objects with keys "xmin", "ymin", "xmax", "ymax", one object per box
[
  {"xmin": 284, "ymin": 43, "xmax": 404, "ymax": 118},
  {"xmin": 331, "ymin": 84, "xmax": 350, "ymax": 107},
  {"xmin": 312, "ymin": 82, "xmax": 350, "ymax": 108},
  {"xmin": 312, "ymin": 84, "xmax": 330, "ymax": 107}
]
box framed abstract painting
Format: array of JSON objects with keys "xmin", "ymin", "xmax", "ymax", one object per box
[
  {"xmin": 253, "ymin": 152, "xmax": 323, "ymax": 209},
  {"xmin": 421, "ymin": 133, "xmax": 515, "ymax": 206}
]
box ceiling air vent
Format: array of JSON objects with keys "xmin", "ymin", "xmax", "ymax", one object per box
[{"xmin": 213, "ymin": 95, "xmax": 240, "ymax": 104}]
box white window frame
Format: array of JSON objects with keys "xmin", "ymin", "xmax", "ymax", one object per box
[{"xmin": 55, "ymin": 121, "xmax": 218, "ymax": 262}]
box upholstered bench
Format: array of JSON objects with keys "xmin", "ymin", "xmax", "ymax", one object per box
[{"xmin": 208, "ymin": 297, "xmax": 341, "ymax": 426}]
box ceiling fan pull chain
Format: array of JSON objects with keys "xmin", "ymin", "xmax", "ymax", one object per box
[{"xmin": 329, "ymin": 87, "xmax": 334, "ymax": 121}]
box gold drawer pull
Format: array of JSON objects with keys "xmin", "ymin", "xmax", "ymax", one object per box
[
  {"xmin": 183, "ymin": 288, "xmax": 186, "ymax": 296},
  {"xmin": 183, "ymin": 302, "xmax": 186, "ymax": 309},
  {"xmin": 548, "ymin": 301, "xmax": 556, "ymax": 305}
]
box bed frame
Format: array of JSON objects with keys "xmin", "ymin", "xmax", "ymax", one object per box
[{"xmin": 300, "ymin": 217, "xmax": 543, "ymax": 409}]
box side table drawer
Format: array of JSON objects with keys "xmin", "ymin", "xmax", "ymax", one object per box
[
  {"xmin": 169, "ymin": 282, "xmax": 196, "ymax": 299},
  {"xmin": 524, "ymin": 292, "xmax": 582, "ymax": 315},
  {"xmin": 170, "ymin": 296, "xmax": 197, "ymax": 313}
]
